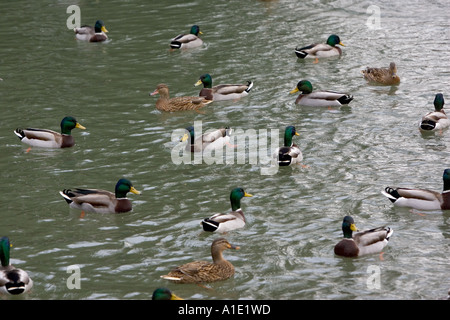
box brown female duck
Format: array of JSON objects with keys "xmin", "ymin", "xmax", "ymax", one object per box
[
  {"xmin": 150, "ymin": 84, "xmax": 212, "ymax": 112},
  {"xmin": 160, "ymin": 238, "xmax": 240, "ymax": 283},
  {"xmin": 362, "ymin": 62, "xmax": 400, "ymax": 85}
]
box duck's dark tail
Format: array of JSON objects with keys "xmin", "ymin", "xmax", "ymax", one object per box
[
  {"xmin": 59, "ymin": 190, "xmax": 74, "ymax": 204},
  {"xmin": 382, "ymin": 187, "xmax": 400, "ymax": 203},
  {"xmin": 13, "ymin": 129, "xmax": 25, "ymax": 140},
  {"xmin": 294, "ymin": 47, "xmax": 308, "ymax": 59},
  {"xmin": 245, "ymin": 81, "xmax": 254, "ymax": 93},
  {"xmin": 420, "ymin": 119, "xmax": 436, "ymax": 131},
  {"xmin": 201, "ymin": 218, "xmax": 219, "ymax": 232},
  {"xmin": 338, "ymin": 94, "xmax": 353, "ymax": 105},
  {"xmin": 170, "ymin": 41, "xmax": 182, "ymax": 49},
  {"xmin": 278, "ymin": 147, "xmax": 293, "ymax": 166}
]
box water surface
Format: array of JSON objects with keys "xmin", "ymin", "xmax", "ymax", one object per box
[{"xmin": 0, "ymin": 0, "xmax": 449, "ymax": 300}]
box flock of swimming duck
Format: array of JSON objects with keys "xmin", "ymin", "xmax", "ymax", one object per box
[{"xmin": 2, "ymin": 20, "xmax": 449, "ymax": 300}]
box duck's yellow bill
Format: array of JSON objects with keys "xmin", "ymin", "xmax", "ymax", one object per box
[
  {"xmin": 244, "ymin": 192, "xmax": 253, "ymax": 197},
  {"xmin": 130, "ymin": 187, "xmax": 141, "ymax": 195},
  {"xmin": 339, "ymin": 41, "xmax": 345, "ymax": 46},
  {"xmin": 289, "ymin": 87, "xmax": 299, "ymax": 94},
  {"xmin": 102, "ymin": 26, "xmax": 108, "ymax": 33},
  {"xmin": 194, "ymin": 79, "xmax": 203, "ymax": 87},
  {"xmin": 181, "ymin": 133, "xmax": 189, "ymax": 142},
  {"xmin": 76, "ymin": 123, "xmax": 86, "ymax": 130}
]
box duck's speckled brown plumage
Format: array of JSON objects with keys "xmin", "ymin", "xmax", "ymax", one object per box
[
  {"xmin": 362, "ymin": 62, "xmax": 400, "ymax": 85},
  {"xmin": 150, "ymin": 84, "xmax": 212, "ymax": 112},
  {"xmin": 160, "ymin": 238, "xmax": 239, "ymax": 284}
]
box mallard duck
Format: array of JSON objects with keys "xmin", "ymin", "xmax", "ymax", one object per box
[
  {"xmin": 160, "ymin": 238, "xmax": 240, "ymax": 283},
  {"xmin": 13, "ymin": 116, "xmax": 86, "ymax": 149},
  {"xmin": 152, "ymin": 288, "xmax": 183, "ymax": 300},
  {"xmin": 150, "ymin": 84, "xmax": 212, "ymax": 112},
  {"xmin": 201, "ymin": 188, "xmax": 252, "ymax": 233},
  {"xmin": 0, "ymin": 237, "xmax": 33, "ymax": 295},
  {"xmin": 170, "ymin": 25, "xmax": 203, "ymax": 50},
  {"xmin": 194, "ymin": 74, "xmax": 253, "ymax": 101},
  {"xmin": 74, "ymin": 20, "xmax": 108, "ymax": 42},
  {"xmin": 182, "ymin": 125, "xmax": 232, "ymax": 153},
  {"xmin": 59, "ymin": 178, "xmax": 141, "ymax": 214},
  {"xmin": 381, "ymin": 168, "xmax": 450, "ymax": 211},
  {"xmin": 273, "ymin": 126, "xmax": 303, "ymax": 166},
  {"xmin": 290, "ymin": 80, "xmax": 353, "ymax": 107},
  {"xmin": 362, "ymin": 62, "xmax": 400, "ymax": 85},
  {"xmin": 294, "ymin": 34, "xmax": 345, "ymax": 63},
  {"xmin": 419, "ymin": 93, "xmax": 450, "ymax": 132},
  {"xmin": 334, "ymin": 216, "xmax": 393, "ymax": 257}
]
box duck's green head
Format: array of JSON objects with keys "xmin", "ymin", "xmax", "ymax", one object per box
[
  {"xmin": 0, "ymin": 236, "xmax": 11, "ymax": 267},
  {"xmin": 327, "ymin": 34, "xmax": 344, "ymax": 47},
  {"xmin": 290, "ymin": 80, "xmax": 313, "ymax": 95},
  {"xmin": 434, "ymin": 93, "xmax": 445, "ymax": 112},
  {"xmin": 341, "ymin": 216, "xmax": 358, "ymax": 239},
  {"xmin": 60, "ymin": 116, "xmax": 86, "ymax": 135},
  {"xmin": 152, "ymin": 288, "xmax": 183, "ymax": 300},
  {"xmin": 190, "ymin": 25, "xmax": 202, "ymax": 36},
  {"xmin": 95, "ymin": 20, "xmax": 108, "ymax": 33},
  {"xmin": 115, "ymin": 179, "xmax": 141, "ymax": 198},
  {"xmin": 195, "ymin": 74, "xmax": 213, "ymax": 88},
  {"xmin": 230, "ymin": 187, "xmax": 252, "ymax": 211},
  {"xmin": 181, "ymin": 126, "xmax": 195, "ymax": 143},
  {"xmin": 283, "ymin": 126, "xmax": 299, "ymax": 146},
  {"xmin": 443, "ymin": 168, "xmax": 450, "ymax": 191}
]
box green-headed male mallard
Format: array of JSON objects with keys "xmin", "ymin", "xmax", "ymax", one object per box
[
  {"xmin": 170, "ymin": 25, "xmax": 203, "ymax": 50},
  {"xmin": 381, "ymin": 168, "xmax": 450, "ymax": 211},
  {"xmin": 74, "ymin": 20, "xmax": 108, "ymax": 42},
  {"xmin": 274, "ymin": 126, "xmax": 303, "ymax": 166},
  {"xmin": 182, "ymin": 125, "xmax": 232, "ymax": 153},
  {"xmin": 152, "ymin": 288, "xmax": 183, "ymax": 300},
  {"xmin": 334, "ymin": 216, "xmax": 393, "ymax": 257},
  {"xmin": 14, "ymin": 116, "xmax": 86, "ymax": 149},
  {"xmin": 59, "ymin": 178, "xmax": 141, "ymax": 214},
  {"xmin": 194, "ymin": 74, "xmax": 253, "ymax": 101},
  {"xmin": 419, "ymin": 93, "xmax": 450, "ymax": 132},
  {"xmin": 290, "ymin": 80, "xmax": 353, "ymax": 107},
  {"xmin": 0, "ymin": 237, "xmax": 33, "ymax": 296},
  {"xmin": 294, "ymin": 34, "xmax": 345, "ymax": 63},
  {"xmin": 160, "ymin": 238, "xmax": 240, "ymax": 283},
  {"xmin": 150, "ymin": 84, "xmax": 212, "ymax": 112},
  {"xmin": 362, "ymin": 62, "xmax": 400, "ymax": 85},
  {"xmin": 201, "ymin": 188, "xmax": 252, "ymax": 233}
]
